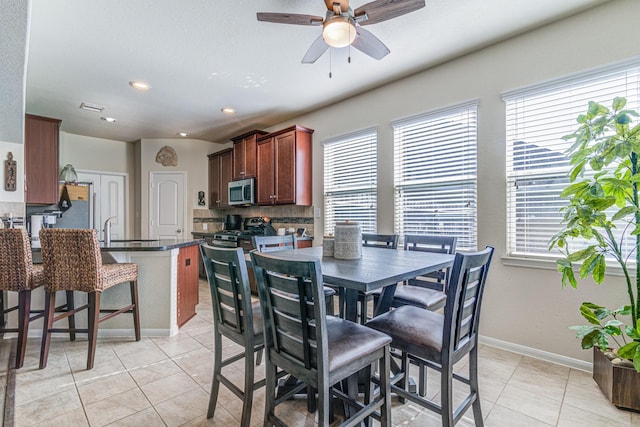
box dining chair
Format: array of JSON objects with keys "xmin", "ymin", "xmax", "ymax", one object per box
[
  {"xmin": 253, "ymin": 234, "xmax": 335, "ymax": 315},
  {"xmin": 366, "ymin": 246, "xmax": 494, "ymax": 427},
  {"xmin": 252, "ymin": 234, "xmax": 296, "ymax": 252},
  {"xmin": 200, "ymin": 244, "xmax": 269, "ymax": 427},
  {"xmin": 353, "ymin": 233, "xmax": 399, "ymax": 324},
  {"xmin": 0, "ymin": 229, "xmax": 50, "ymax": 368},
  {"xmin": 39, "ymin": 228, "xmax": 140, "ymax": 370},
  {"xmin": 251, "ymin": 250, "xmax": 392, "ymax": 427}
]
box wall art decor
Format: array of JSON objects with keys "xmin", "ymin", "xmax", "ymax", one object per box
[
  {"xmin": 5, "ymin": 152, "xmax": 17, "ymax": 191},
  {"xmin": 155, "ymin": 146, "xmax": 178, "ymax": 166}
]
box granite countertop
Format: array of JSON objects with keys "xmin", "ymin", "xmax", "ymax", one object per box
[
  {"xmin": 101, "ymin": 238, "xmax": 204, "ymax": 251},
  {"xmin": 191, "ymin": 232, "xmax": 313, "ymax": 240}
]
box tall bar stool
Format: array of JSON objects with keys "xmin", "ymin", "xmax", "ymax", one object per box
[
  {"xmin": 0, "ymin": 229, "xmax": 47, "ymax": 368},
  {"xmin": 39, "ymin": 228, "xmax": 140, "ymax": 370}
]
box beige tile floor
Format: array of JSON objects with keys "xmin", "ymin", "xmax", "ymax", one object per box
[{"xmin": 1, "ymin": 279, "xmax": 639, "ymax": 426}]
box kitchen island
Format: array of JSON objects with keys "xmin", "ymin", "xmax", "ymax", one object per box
[
  {"xmin": 26, "ymin": 238, "xmax": 204, "ymax": 337},
  {"xmin": 99, "ymin": 238, "xmax": 204, "ymax": 337}
]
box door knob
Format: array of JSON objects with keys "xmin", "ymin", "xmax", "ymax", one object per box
[{"xmin": 177, "ymin": 229, "xmax": 182, "ymax": 233}]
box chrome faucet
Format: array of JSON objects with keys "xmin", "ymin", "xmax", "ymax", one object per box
[{"xmin": 103, "ymin": 216, "xmax": 116, "ymax": 245}]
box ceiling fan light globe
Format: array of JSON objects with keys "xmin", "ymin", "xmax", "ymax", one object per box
[{"xmin": 322, "ymin": 16, "xmax": 356, "ymax": 48}]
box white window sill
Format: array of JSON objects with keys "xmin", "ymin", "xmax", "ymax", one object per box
[{"xmin": 501, "ymin": 255, "xmax": 633, "ymax": 277}]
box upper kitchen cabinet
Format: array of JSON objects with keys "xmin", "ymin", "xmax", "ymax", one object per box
[
  {"xmin": 208, "ymin": 148, "xmax": 233, "ymax": 209},
  {"xmin": 232, "ymin": 129, "xmax": 267, "ymax": 180},
  {"xmin": 256, "ymin": 125, "xmax": 313, "ymax": 206},
  {"xmin": 25, "ymin": 114, "xmax": 61, "ymax": 205}
]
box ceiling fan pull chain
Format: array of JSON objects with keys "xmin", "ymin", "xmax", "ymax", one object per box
[{"xmin": 329, "ymin": 48, "xmax": 333, "ymax": 79}]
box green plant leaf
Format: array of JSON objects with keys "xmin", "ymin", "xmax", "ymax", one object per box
[
  {"xmin": 580, "ymin": 304, "xmax": 603, "ymax": 325},
  {"xmin": 580, "ymin": 329, "xmax": 602, "ymax": 349},
  {"xmin": 613, "ymin": 97, "xmax": 627, "ymax": 111},
  {"xmin": 618, "ymin": 341, "xmax": 639, "ymax": 359}
]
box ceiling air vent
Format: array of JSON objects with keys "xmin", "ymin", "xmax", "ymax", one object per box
[{"xmin": 79, "ymin": 102, "xmax": 105, "ymax": 113}]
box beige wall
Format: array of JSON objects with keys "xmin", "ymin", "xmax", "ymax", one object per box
[
  {"xmin": 235, "ymin": 0, "xmax": 640, "ymax": 365},
  {"xmin": 137, "ymin": 138, "xmax": 225, "ymax": 239}
]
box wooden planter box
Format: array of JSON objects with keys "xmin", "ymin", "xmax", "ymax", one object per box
[{"xmin": 593, "ymin": 347, "xmax": 640, "ymax": 411}]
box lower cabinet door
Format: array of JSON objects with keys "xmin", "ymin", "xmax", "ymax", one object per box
[{"xmin": 177, "ymin": 245, "xmax": 199, "ymax": 327}]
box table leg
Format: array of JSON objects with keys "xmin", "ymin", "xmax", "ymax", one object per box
[{"xmin": 373, "ymin": 282, "xmax": 397, "ymax": 317}]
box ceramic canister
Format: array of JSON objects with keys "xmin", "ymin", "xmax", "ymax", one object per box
[
  {"xmin": 323, "ymin": 237, "xmax": 334, "ymax": 257},
  {"xmin": 333, "ymin": 221, "xmax": 362, "ymax": 260}
]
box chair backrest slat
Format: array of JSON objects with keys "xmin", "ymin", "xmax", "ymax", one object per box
[
  {"xmin": 362, "ymin": 233, "xmax": 399, "ymax": 249},
  {"xmin": 200, "ymin": 245, "xmax": 253, "ymax": 337},
  {"xmin": 251, "ymin": 251, "xmax": 326, "ymax": 374},
  {"xmin": 404, "ymin": 235, "xmax": 457, "ymax": 290},
  {"xmin": 443, "ymin": 246, "xmax": 494, "ymax": 355},
  {"xmin": 253, "ymin": 235, "xmax": 296, "ymax": 253}
]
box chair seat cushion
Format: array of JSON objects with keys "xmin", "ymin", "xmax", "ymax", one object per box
[
  {"xmin": 366, "ymin": 305, "xmax": 443, "ymax": 361},
  {"xmin": 101, "ymin": 263, "xmax": 138, "ymax": 290},
  {"xmin": 326, "ymin": 316, "xmax": 391, "ymax": 373},
  {"xmin": 390, "ymin": 285, "xmax": 446, "ymax": 310},
  {"xmin": 323, "ymin": 286, "xmax": 336, "ymax": 297}
]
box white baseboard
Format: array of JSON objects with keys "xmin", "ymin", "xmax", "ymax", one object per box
[{"xmin": 480, "ymin": 335, "xmax": 593, "ymax": 373}]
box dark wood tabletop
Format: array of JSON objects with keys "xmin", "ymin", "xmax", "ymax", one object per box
[{"xmin": 252, "ymin": 246, "xmax": 455, "ymax": 321}]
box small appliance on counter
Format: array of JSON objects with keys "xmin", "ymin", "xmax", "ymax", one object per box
[{"xmin": 28, "ymin": 213, "xmax": 57, "ymax": 248}]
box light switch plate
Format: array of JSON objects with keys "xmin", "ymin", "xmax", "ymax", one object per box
[
  {"xmin": 315, "ymin": 208, "xmax": 321, "ymax": 218},
  {"xmin": 203, "ymin": 223, "xmax": 208, "ymax": 230}
]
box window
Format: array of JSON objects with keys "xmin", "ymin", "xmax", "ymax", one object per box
[
  {"xmin": 393, "ymin": 101, "xmax": 478, "ymax": 250},
  {"xmin": 504, "ymin": 59, "xmax": 640, "ymax": 259},
  {"xmin": 323, "ymin": 128, "xmax": 377, "ymax": 235}
]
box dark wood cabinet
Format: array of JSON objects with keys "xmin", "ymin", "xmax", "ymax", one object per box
[
  {"xmin": 25, "ymin": 114, "xmax": 61, "ymax": 204},
  {"xmin": 177, "ymin": 245, "xmax": 199, "ymax": 327},
  {"xmin": 232, "ymin": 130, "xmax": 267, "ymax": 180},
  {"xmin": 208, "ymin": 148, "xmax": 233, "ymax": 208},
  {"xmin": 256, "ymin": 125, "xmax": 313, "ymax": 206}
]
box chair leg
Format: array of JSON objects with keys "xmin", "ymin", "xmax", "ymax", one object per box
[
  {"xmin": 379, "ymin": 347, "xmax": 391, "ymax": 427},
  {"xmin": 264, "ymin": 359, "xmax": 277, "ymax": 427},
  {"xmin": 207, "ymin": 332, "xmax": 223, "ymax": 419},
  {"xmin": 469, "ymin": 346, "xmax": 484, "ymax": 426},
  {"xmin": 39, "ymin": 291, "xmax": 56, "ymax": 369},
  {"xmin": 441, "ymin": 361, "xmax": 454, "ymax": 427},
  {"xmin": 398, "ymin": 351, "xmax": 409, "ymax": 404},
  {"xmin": 15, "ymin": 290, "xmax": 31, "ymax": 369},
  {"xmin": 65, "ymin": 290, "xmax": 76, "ymax": 341},
  {"xmin": 0, "ymin": 290, "xmax": 5, "ymax": 329},
  {"xmin": 419, "ymin": 361, "xmax": 427, "ymax": 397},
  {"xmin": 317, "ymin": 381, "xmax": 330, "ymax": 427},
  {"xmin": 241, "ymin": 340, "xmax": 255, "ymax": 427},
  {"xmin": 129, "ymin": 280, "xmax": 141, "ymax": 341},
  {"xmin": 87, "ymin": 291, "xmax": 100, "ymax": 370},
  {"xmin": 338, "ymin": 288, "xmax": 345, "ymax": 318},
  {"xmin": 363, "ymin": 363, "xmax": 373, "ymax": 427}
]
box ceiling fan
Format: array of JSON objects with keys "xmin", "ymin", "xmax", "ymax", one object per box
[{"xmin": 257, "ymin": 0, "xmax": 425, "ymax": 64}]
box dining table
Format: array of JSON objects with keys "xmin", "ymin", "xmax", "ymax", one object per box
[
  {"xmin": 254, "ymin": 245, "xmax": 455, "ymax": 322},
  {"xmin": 249, "ymin": 244, "xmax": 456, "ymax": 419}
]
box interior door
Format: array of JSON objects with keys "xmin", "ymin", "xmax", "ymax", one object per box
[{"xmin": 149, "ymin": 171, "xmax": 186, "ymax": 241}]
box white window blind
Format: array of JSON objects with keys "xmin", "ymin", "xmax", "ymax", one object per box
[
  {"xmin": 393, "ymin": 101, "xmax": 478, "ymax": 250},
  {"xmin": 504, "ymin": 59, "xmax": 640, "ymax": 258},
  {"xmin": 324, "ymin": 128, "xmax": 377, "ymax": 235}
]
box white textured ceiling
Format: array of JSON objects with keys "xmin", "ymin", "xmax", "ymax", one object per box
[{"xmin": 20, "ymin": 0, "xmax": 608, "ymax": 143}]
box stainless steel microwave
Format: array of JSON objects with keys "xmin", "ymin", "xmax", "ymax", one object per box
[{"xmin": 228, "ymin": 178, "xmax": 255, "ymax": 205}]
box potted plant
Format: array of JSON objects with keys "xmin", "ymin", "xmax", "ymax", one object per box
[{"xmin": 549, "ymin": 97, "xmax": 640, "ymax": 410}]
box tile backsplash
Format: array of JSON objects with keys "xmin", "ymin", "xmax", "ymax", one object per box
[{"xmin": 193, "ymin": 205, "xmax": 315, "ymax": 236}]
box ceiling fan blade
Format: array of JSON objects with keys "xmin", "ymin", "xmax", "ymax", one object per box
[
  {"xmin": 351, "ymin": 27, "xmax": 390, "ymax": 60},
  {"xmin": 257, "ymin": 12, "xmax": 323, "ymax": 26},
  {"xmin": 355, "ymin": 0, "xmax": 425, "ymax": 25},
  {"xmin": 302, "ymin": 35, "xmax": 329, "ymax": 64},
  {"xmin": 324, "ymin": 0, "xmax": 350, "ymax": 13}
]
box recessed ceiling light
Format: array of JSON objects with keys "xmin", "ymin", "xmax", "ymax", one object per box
[
  {"xmin": 177, "ymin": 131, "xmax": 190, "ymax": 137},
  {"xmin": 100, "ymin": 116, "xmax": 117, "ymax": 123},
  {"xmin": 221, "ymin": 107, "xmax": 235, "ymax": 114},
  {"xmin": 129, "ymin": 80, "xmax": 151, "ymax": 90},
  {"xmin": 79, "ymin": 102, "xmax": 105, "ymax": 112}
]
